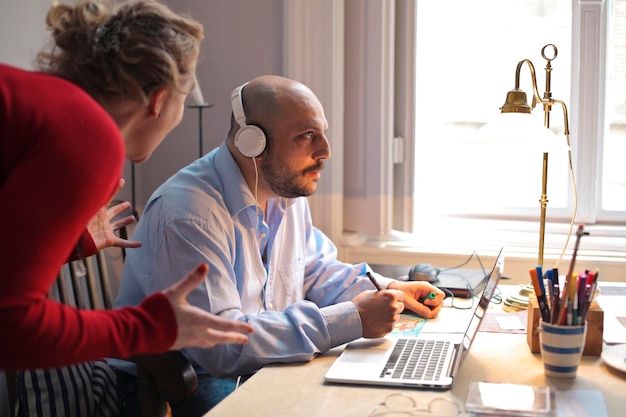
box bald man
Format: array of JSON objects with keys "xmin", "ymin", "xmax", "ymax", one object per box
[{"xmin": 116, "ymin": 75, "xmax": 444, "ymax": 415}]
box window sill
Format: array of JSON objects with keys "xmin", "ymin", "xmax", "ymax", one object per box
[{"xmin": 339, "ymin": 219, "xmax": 626, "ymax": 285}]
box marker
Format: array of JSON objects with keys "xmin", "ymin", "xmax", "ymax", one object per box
[
  {"xmin": 551, "ymin": 282, "xmax": 560, "ymax": 324},
  {"xmin": 366, "ymin": 272, "xmax": 382, "ymax": 291},
  {"xmin": 579, "ymin": 283, "xmax": 592, "ymax": 323},
  {"xmin": 535, "ymin": 266, "xmax": 544, "ymax": 292},
  {"xmin": 546, "ymin": 269, "xmax": 554, "ymax": 299},
  {"xmin": 552, "ymin": 268, "xmax": 560, "ymax": 288},
  {"xmin": 567, "ymin": 297, "xmax": 573, "ymax": 325},
  {"xmin": 567, "ymin": 273, "xmax": 577, "ymax": 325},
  {"xmin": 420, "ymin": 292, "xmax": 437, "ymax": 303},
  {"xmin": 550, "ymin": 268, "xmax": 560, "ymax": 324},
  {"xmin": 572, "ymin": 286, "xmax": 578, "ymax": 325},
  {"xmin": 580, "ymin": 269, "xmax": 600, "ymax": 323},
  {"xmin": 530, "ymin": 267, "xmax": 551, "ymax": 323},
  {"xmin": 577, "ymin": 273, "xmax": 587, "ymax": 324}
]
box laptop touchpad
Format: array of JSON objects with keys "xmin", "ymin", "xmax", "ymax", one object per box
[{"xmin": 340, "ymin": 349, "xmax": 387, "ymax": 364}]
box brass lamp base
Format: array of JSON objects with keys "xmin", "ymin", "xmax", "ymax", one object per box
[{"xmin": 502, "ymin": 283, "xmax": 534, "ymax": 312}]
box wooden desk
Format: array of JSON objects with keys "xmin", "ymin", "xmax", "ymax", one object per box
[{"xmin": 205, "ymin": 287, "xmax": 626, "ymax": 417}]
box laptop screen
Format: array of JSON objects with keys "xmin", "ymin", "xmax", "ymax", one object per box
[{"xmin": 462, "ymin": 248, "xmax": 504, "ymax": 351}]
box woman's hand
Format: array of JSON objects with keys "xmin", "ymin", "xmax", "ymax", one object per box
[
  {"xmin": 163, "ymin": 263, "xmax": 254, "ymax": 350},
  {"xmin": 87, "ymin": 178, "xmax": 141, "ymax": 251}
]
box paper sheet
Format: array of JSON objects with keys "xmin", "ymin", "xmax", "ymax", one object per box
[{"xmin": 597, "ymin": 293, "xmax": 626, "ymax": 344}]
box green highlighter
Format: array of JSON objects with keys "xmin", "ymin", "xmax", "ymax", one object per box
[{"xmin": 420, "ymin": 292, "xmax": 436, "ymax": 303}]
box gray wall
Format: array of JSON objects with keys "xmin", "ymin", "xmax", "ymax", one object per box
[
  {"xmin": 0, "ymin": 0, "xmax": 283, "ymax": 211},
  {"xmin": 0, "ymin": 1, "xmax": 282, "ymax": 415},
  {"xmin": 137, "ymin": 0, "xmax": 284, "ymax": 211}
]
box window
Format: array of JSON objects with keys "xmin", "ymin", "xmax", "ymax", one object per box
[
  {"xmin": 604, "ymin": 0, "xmax": 626, "ymax": 214},
  {"xmin": 407, "ymin": 0, "xmax": 626, "ymax": 254},
  {"xmin": 413, "ymin": 0, "xmax": 572, "ymax": 217},
  {"xmin": 286, "ymin": 0, "xmax": 626, "ymax": 279}
]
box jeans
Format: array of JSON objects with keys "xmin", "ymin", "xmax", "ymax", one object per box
[{"xmin": 116, "ymin": 370, "xmax": 242, "ymax": 417}]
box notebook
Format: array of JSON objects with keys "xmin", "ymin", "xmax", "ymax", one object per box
[{"xmin": 324, "ymin": 248, "xmax": 504, "ymax": 390}]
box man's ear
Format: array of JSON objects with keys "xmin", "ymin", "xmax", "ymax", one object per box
[{"xmin": 149, "ymin": 88, "xmax": 167, "ymax": 118}]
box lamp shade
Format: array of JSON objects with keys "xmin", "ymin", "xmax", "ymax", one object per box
[
  {"xmin": 189, "ymin": 77, "xmax": 206, "ymax": 106},
  {"xmin": 470, "ymin": 112, "xmax": 570, "ymax": 153}
]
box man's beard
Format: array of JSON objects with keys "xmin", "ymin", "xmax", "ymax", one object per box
[{"xmin": 260, "ymin": 150, "xmax": 324, "ymax": 198}]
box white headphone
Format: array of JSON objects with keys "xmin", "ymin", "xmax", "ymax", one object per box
[{"xmin": 230, "ymin": 82, "xmax": 266, "ymax": 158}]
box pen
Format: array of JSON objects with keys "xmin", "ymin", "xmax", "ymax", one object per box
[
  {"xmin": 420, "ymin": 292, "xmax": 437, "ymax": 303},
  {"xmin": 366, "ymin": 272, "xmax": 382, "ymax": 291}
]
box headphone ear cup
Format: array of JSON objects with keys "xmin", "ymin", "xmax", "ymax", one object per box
[{"xmin": 235, "ymin": 125, "xmax": 266, "ymax": 158}]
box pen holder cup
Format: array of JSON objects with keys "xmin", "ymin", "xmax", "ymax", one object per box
[
  {"xmin": 527, "ymin": 296, "xmax": 603, "ymax": 356},
  {"xmin": 538, "ymin": 321, "xmax": 587, "ymax": 378}
]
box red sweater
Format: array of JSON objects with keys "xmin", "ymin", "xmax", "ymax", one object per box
[{"xmin": 0, "ymin": 64, "xmax": 177, "ymax": 371}]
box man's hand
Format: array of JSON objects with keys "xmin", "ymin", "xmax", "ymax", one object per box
[
  {"xmin": 87, "ymin": 178, "xmax": 141, "ymax": 251},
  {"xmin": 352, "ymin": 289, "xmax": 405, "ymax": 338},
  {"xmin": 163, "ymin": 263, "xmax": 254, "ymax": 350},
  {"xmin": 387, "ymin": 280, "xmax": 445, "ymax": 319}
]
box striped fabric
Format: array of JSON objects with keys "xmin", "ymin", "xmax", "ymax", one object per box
[{"xmin": 17, "ymin": 360, "xmax": 120, "ymax": 417}]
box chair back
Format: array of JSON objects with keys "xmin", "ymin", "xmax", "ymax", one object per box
[
  {"xmin": 52, "ymin": 251, "xmax": 114, "ymax": 310},
  {"xmin": 7, "ymin": 226, "xmax": 197, "ymax": 417}
]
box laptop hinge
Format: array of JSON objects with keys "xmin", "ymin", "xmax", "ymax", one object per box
[{"xmin": 447, "ymin": 343, "xmax": 464, "ymax": 377}]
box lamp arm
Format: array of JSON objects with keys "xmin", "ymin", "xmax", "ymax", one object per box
[{"xmin": 514, "ymin": 58, "xmax": 557, "ymax": 112}]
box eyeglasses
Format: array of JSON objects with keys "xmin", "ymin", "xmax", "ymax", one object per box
[{"xmin": 367, "ymin": 393, "xmax": 463, "ymax": 417}]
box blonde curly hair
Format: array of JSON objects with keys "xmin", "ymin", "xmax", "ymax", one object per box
[{"xmin": 37, "ymin": 0, "xmax": 204, "ymax": 106}]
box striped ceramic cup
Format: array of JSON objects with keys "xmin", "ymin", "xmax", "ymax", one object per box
[{"xmin": 539, "ymin": 321, "xmax": 587, "ymax": 378}]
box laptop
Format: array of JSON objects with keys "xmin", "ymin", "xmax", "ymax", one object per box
[{"xmin": 324, "ymin": 248, "xmax": 504, "ymax": 390}]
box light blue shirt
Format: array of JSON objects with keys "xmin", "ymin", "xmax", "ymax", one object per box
[{"xmin": 116, "ymin": 141, "xmax": 395, "ymax": 377}]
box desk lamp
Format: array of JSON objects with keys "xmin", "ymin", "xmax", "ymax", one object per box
[{"xmin": 481, "ymin": 44, "xmax": 574, "ymax": 309}]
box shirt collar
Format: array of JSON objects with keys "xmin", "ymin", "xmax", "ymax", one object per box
[
  {"xmin": 213, "ymin": 141, "xmax": 296, "ymax": 217},
  {"xmin": 214, "ymin": 141, "xmax": 255, "ymax": 217}
]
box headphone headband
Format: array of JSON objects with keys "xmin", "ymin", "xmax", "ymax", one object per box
[{"xmin": 231, "ymin": 82, "xmax": 249, "ymax": 129}]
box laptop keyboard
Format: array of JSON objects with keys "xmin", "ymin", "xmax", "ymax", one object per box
[{"xmin": 380, "ymin": 338, "xmax": 451, "ymax": 380}]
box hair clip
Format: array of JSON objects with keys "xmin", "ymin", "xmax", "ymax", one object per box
[{"xmin": 94, "ymin": 20, "xmax": 122, "ymax": 54}]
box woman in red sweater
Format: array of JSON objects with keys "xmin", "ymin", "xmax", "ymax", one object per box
[{"xmin": 0, "ymin": 0, "xmax": 252, "ymax": 371}]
